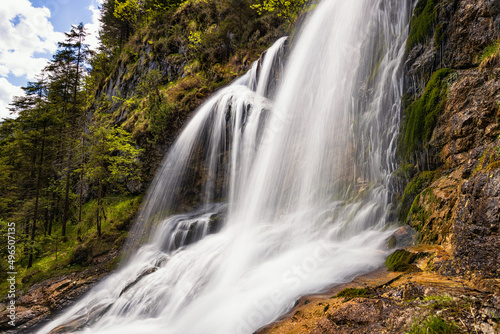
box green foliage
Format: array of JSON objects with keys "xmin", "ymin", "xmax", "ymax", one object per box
[
  {"xmin": 83, "ymin": 124, "xmax": 141, "ymax": 237},
  {"xmin": 405, "ymin": 315, "xmax": 458, "ymax": 334},
  {"xmin": 114, "ymin": 0, "xmax": 140, "ymax": 19},
  {"xmin": 479, "ymin": 41, "xmax": 500, "ymax": 63},
  {"xmin": 0, "ymin": 195, "xmax": 141, "ymax": 297},
  {"xmin": 85, "ymin": 125, "xmax": 142, "ymax": 186},
  {"xmin": 188, "ymin": 31, "xmax": 202, "ymax": 49},
  {"xmin": 114, "ymin": 0, "xmax": 141, "ymax": 29},
  {"xmin": 385, "ymin": 249, "xmax": 421, "ymax": 272},
  {"xmin": 400, "ymin": 68, "xmax": 452, "ymax": 160},
  {"xmin": 399, "ymin": 171, "xmax": 435, "ymax": 223},
  {"xmin": 335, "ymin": 288, "xmax": 370, "ymax": 300},
  {"xmin": 406, "ymin": 0, "xmax": 441, "ymax": 53},
  {"xmin": 251, "ymin": 0, "xmax": 308, "ymax": 23}
]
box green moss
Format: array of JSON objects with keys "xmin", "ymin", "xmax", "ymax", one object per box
[
  {"xmin": 422, "ymin": 294, "xmax": 454, "ymax": 309},
  {"xmin": 408, "ymin": 200, "xmax": 429, "ymax": 233},
  {"xmin": 400, "ymin": 68, "xmax": 452, "ymax": 160},
  {"xmin": 479, "ymin": 42, "xmax": 500, "ymax": 63},
  {"xmin": 385, "ymin": 249, "xmax": 422, "ymax": 272},
  {"xmin": 406, "ymin": 0, "xmax": 441, "ymax": 53},
  {"xmin": 405, "ymin": 315, "xmax": 458, "ymax": 334},
  {"xmin": 434, "ymin": 22, "xmax": 445, "ymax": 49},
  {"xmin": 335, "ymin": 288, "xmax": 370, "ymax": 300},
  {"xmin": 399, "ymin": 171, "xmax": 435, "ymax": 223}
]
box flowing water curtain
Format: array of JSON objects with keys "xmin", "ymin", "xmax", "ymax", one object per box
[
  {"xmin": 37, "ymin": 1, "xmax": 410, "ymax": 333},
  {"xmin": 123, "ymin": 37, "xmax": 288, "ymax": 254}
]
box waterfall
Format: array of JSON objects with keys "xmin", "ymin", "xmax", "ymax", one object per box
[{"xmin": 38, "ymin": 0, "xmax": 409, "ymax": 333}]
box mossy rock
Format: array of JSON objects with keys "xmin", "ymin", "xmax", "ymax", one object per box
[
  {"xmin": 385, "ymin": 249, "xmax": 423, "ymax": 272},
  {"xmin": 399, "ymin": 171, "xmax": 436, "ymax": 223},
  {"xmin": 208, "ymin": 213, "xmax": 224, "ymax": 234},
  {"xmin": 335, "ymin": 288, "xmax": 370, "ymax": 300},
  {"xmin": 387, "ymin": 236, "xmax": 398, "ymax": 249},
  {"xmin": 406, "ymin": 0, "xmax": 441, "ymax": 53},
  {"xmin": 400, "ymin": 68, "xmax": 452, "ymax": 161}
]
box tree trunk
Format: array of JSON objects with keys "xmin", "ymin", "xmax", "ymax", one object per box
[
  {"xmin": 61, "ymin": 149, "xmax": 73, "ymax": 238},
  {"xmin": 28, "ymin": 125, "xmax": 46, "ymax": 268},
  {"xmin": 97, "ymin": 180, "xmax": 102, "ymax": 238},
  {"xmin": 78, "ymin": 133, "xmax": 85, "ymax": 223}
]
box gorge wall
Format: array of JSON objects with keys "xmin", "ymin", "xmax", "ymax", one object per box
[{"xmin": 403, "ymin": 0, "xmax": 500, "ymax": 281}]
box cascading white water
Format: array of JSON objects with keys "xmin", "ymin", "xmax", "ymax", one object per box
[{"xmin": 38, "ymin": 1, "xmax": 409, "ymax": 333}]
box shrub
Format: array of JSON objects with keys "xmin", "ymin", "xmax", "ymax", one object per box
[{"xmin": 406, "ymin": 315, "xmax": 458, "ymax": 334}]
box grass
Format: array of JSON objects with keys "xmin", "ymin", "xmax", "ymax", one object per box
[
  {"xmin": 423, "ymin": 294, "xmax": 453, "ymax": 303},
  {"xmin": 406, "ymin": 315, "xmax": 458, "ymax": 334}
]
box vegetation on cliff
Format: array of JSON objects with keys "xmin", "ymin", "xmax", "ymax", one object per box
[{"xmin": 406, "ymin": 0, "xmax": 441, "ymax": 53}]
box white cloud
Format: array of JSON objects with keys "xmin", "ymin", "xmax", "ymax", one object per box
[
  {"xmin": 0, "ymin": 0, "xmax": 64, "ymax": 120},
  {"xmin": 0, "ymin": 0, "xmax": 64, "ymax": 79},
  {"xmin": 86, "ymin": 0, "xmax": 104, "ymax": 51},
  {"xmin": 0, "ymin": 78, "xmax": 23, "ymax": 120},
  {"xmin": 0, "ymin": 0, "xmax": 105, "ymax": 121}
]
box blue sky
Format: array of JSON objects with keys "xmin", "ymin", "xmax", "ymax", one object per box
[{"xmin": 0, "ymin": 0, "xmax": 103, "ymax": 120}]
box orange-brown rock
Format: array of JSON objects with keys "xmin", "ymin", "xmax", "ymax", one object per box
[{"xmin": 257, "ymin": 269, "xmax": 500, "ymax": 334}]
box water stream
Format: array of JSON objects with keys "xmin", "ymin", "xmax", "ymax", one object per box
[{"xmin": 39, "ymin": 0, "xmax": 410, "ymax": 333}]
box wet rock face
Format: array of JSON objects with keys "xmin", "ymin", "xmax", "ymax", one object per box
[
  {"xmin": 441, "ymin": 0, "xmax": 496, "ymax": 68},
  {"xmin": 487, "ymin": 0, "xmax": 500, "ymax": 29},
  {"xmin": 488, "ymin": 0, "xmax": 500, "ymax": 16},
  {"xmin": 452, "ymin": 169, "xmax": 500, "ymax": 278},
  {"xmin": 406, "ymin": 0, "xmax": 496, "ymax": 94},
  {"xmin": 402, "ymin": 0, "xmax": 500, "ymax": 279},
  {"xmin": 423, "ymin": 63, "xmax": 500, "ymax": 277},
  {"xmin": 433, "ymin": 68, "xmax": 500, "ymax": 167}
]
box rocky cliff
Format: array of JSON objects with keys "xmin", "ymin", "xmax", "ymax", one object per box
[{"xmin": 404, "ymin": 0, "xmax": 500, "ymax": 281}]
